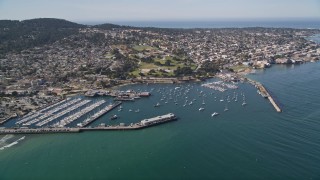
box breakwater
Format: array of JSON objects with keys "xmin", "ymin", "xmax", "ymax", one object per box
[
  {"xmin": 246, "ymin": 78, "xmax": 282, "ymax": 112},
  {"xmin": 0, "ymin": 113, "xmax": 177, "ymax": 135}
]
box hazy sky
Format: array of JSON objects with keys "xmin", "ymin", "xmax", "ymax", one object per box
[{"xmin": 0, "ymin": 0, "xmax": 319, "ymax": 22}]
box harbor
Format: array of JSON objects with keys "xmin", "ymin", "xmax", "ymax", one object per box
[{"xmin": 1, "ymin": 76, "xmax": 283, "ymax": 135}]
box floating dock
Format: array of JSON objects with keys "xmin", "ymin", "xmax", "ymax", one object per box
[{"xmin": 0, "ymin": 113, "xmax": 177, "ymax": 134}]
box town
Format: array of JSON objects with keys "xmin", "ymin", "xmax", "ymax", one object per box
[{"xmin": 1, "ymin": 19, "xmax": 320, "ymax": 121}]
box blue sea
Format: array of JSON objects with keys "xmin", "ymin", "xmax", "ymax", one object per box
[{"xmin": 87, "ymin": 19, "xmax": 320, "ymax": 29}]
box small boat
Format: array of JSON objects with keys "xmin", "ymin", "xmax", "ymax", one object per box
[
  {"xmin": 135, "ymin": 109, "xmax": 140, "ymax": 113},
  {"xmin": 199, "ymin": 107, "xmax": 205, "ymax": 111},
  {"xmin": 211, "ymin": 112, "xmax": 219, "ymax": 117},
  {"xmin": 224, "ymin": 104, "xmax": 229, "ymax": 111},
  {"xmin": 110, "ymin": 115, "xmax": 118, "ymax": 120},
  {"xmin": 129, "ymin": 109, "xmax": 132, "ymax": 112},
  {"xmin": 154, "ymin": 103, "xmax": 160, "ymax": 107},
  {"xmin": 202, "ymin": 100, "xmax": 205, "ymax": 105},
  {"xmin": 118, "ymin": 106, "xmax": 122, "ymax": 111},
  {"xmin": 242, "ymin": 101, "xmax": 247, "ymax": 106}
]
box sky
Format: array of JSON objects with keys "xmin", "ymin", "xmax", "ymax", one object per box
[{"xmin": 0, "ymin": 0, "xmax": 319, "ymax": 22}]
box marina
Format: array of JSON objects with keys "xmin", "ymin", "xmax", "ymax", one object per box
[
  {"xmin": 51, "ymin": 100, "xmax": 107, "ymax": 128},
  {"xmin": 201, "ymin": 81, "xmax": 238, "ymax": 92},
  {"xmin": 78, "ymin": 101, "xmax": 122, "ymax": 127},
  {"xmin": 15, "ymin": 98, "xmax": 83, "ymax": 125},
  {"xmin": 35, "ymin": 99, "xmax": 91, "ymax": 127}
]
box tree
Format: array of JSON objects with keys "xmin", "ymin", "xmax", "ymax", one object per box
[
  {"xmin": 174, "ymin": 66, "xmax": 193, "ymax": 76},
  {"xmin": 199, "ymin": 61, "xmax": 219, "ymax": 74},
  {"xmin": 164, "ymin": 60, "xmax": 172, "ymax": 66},
  {"xmin": 149, "ymin": 69, "xmax": 156, "ymax": 74},
  {"xmin": 11, "ymin": 91, "xmax": 18, "ymax": 96}
]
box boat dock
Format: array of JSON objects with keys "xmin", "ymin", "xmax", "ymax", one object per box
[
  {"xmin": 78, "ymin": 101, "xmax": 122, "ymax": 127},
  {"xmin": 0, "ymin": 113, "xmax": 177, "ymax": 135},
  {"xmin": 247, "ymin": 79, "xmax": 282, "ymax": 112},
  {"xmin": 52, "ymin": 100, "xmax": 107, "ymax": 128}
]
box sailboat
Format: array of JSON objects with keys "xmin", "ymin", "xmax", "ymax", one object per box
[
  {"xmin": 242, "ymin": 100, "xmax": 247, "ymax": 106},
  {"xmin": 224, "ymin": 104, "xmax": 229, "ymax": 111},
  {"xmin": 211, "ymin": 112, "xmax": 219, "ymax": 117},
  {"xmin": 220, "ymin": 95, "xmax": 224, "ymax": 102},
  {"xmin": 242, "ymin": 95, "xmax": 247, "ymax": 106}
]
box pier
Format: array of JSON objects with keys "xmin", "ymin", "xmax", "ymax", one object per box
[
  {"xmin": 247, "ymin": 78, "xmax": 282, "ymax": 112},
  {"xmin": 0, "ymin": 113, "xmax": 177, "ymax": 135}
]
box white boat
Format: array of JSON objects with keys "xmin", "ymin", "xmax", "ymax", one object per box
[
  {"xmin": 135, "ymin": 109, "xmax": 140, "ymax": 113},
  {"xmin": 110, "ymin": 114, "xmax": 118, "ymax": 120},
  {"xmin": 211, "ymin": 112, "xmax": 219, "ymax": 117},
  {"xmin": 242, "ymin": 96, "xmax": 247, "ymax": 106},
  {"xmin": 202, "ymin": 100, "xmax": 205, "ymax": 105},
  {"xmin": 154, "ymin": 103, "xmax": 160, "ymax": 107},
  {"xmin": 224, "ymin": 104, "xmax": 229, "ymax": 111},
  {"xmin": 199, "ymin": 107, "xmax": 205, "ymax": 111}
]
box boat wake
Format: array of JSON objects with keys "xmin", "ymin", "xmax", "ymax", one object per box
[{"xmin": 0, "ymin": 135, "xmax": 25, "ymax": 150}]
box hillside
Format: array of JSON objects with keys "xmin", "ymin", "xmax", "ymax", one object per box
[{"xmin": 0, "ymin": 18, "xmax": 86, "ymax": 56}]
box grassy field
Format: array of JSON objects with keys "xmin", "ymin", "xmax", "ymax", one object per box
[
  {"xmin": 133, "ymin": 45, "xmax": 157, "ymax": 52},
  {"xmin": 230, "ymin": 64, "xmax": 250, "ymax": 72},
  {"xmin": 130, "ymin": 55, "xmax": 197, "ymax": 77}
]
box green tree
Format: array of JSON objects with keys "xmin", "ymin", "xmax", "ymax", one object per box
[{"xmin": 165, "ymin": 60, "xmax": 172, "ymax": 66}]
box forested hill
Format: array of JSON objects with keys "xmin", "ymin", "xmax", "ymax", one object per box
[
  {"xmin": 0, "ymin": 18, "xmax": 87, "ymax": 55},
  {"xmin": 93, "ymin": 23, "xmax": 129, "ymax": 29}
]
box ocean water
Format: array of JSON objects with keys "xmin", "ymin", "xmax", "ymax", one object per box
[
  {"xmin": 107, "ymin": 20, "xmax": 320, "ymax": 29},
  {"xmin": 1, "ymin": 61, "xmax": 320, "ymax": 179}
]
